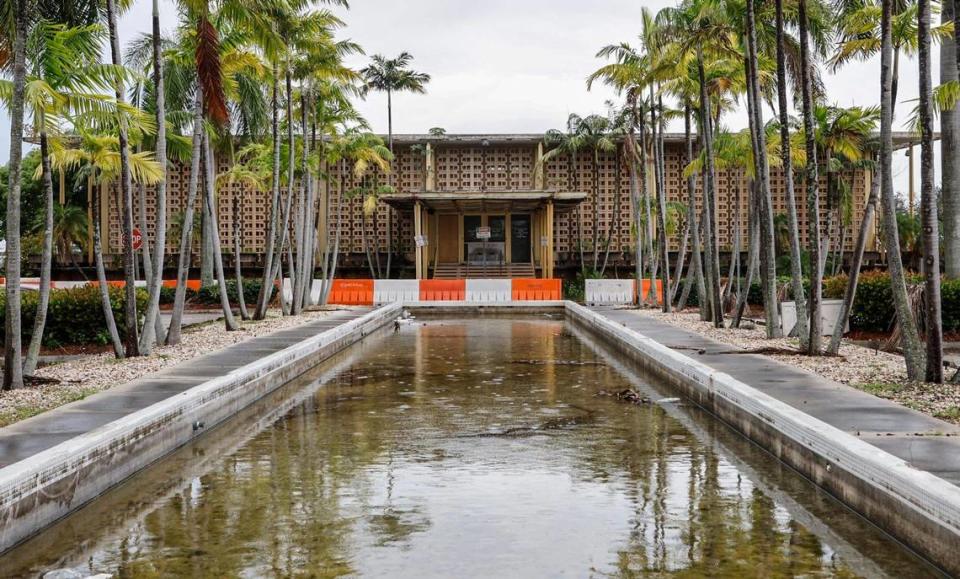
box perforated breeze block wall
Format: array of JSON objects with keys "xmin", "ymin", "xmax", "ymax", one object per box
[{"xmin": 106, "ymin": 139, "xmax": 871, "ymax": 262}]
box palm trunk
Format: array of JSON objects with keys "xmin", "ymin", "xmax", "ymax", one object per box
[
  {"xmin": 880, "ymin": 0, "xmax": 926, "ymax": 380},
  {"xmin": 202, "ymin": 133, "xmax": 238, "ymax": 331},
  {"xmin": 697, "ymin": 45, "xmax": 724, "ymax": 327},
  {"xmin": 106, "ymin": 0, "xmax": 140, "ymax": 356},
  {"xmin": 734, "ymin": 182, "xmax": 762, "ymax": 328},
  {"xmin": 255, "ymin": 68, "xmax": 282, "ymax": 320},
  {"xmin": 943, "ymin": 0, "xmax": 960, "ymax": 278},
  {"xmin": 139, "ymin": 0, "xmax": 168, "ymax": 354},
  {"xmin": 653, "ymin": 98, "xmax": 671, "ymax": 312},
  {"xmin": 799, "ymin": 0, "xmax": 823, "ymax": 351},
  {"xmin": 671, "ymin": 221, "xmax": 689, "ymax": 304},
  {"xmin": 92, "ymin": 176, "xmax": 124, "ymax": 358},
  {"xmin": 918, "ymin": 0, "xmax": 943, "ymax": 382},
  {"xmin": 627, "ymin": 125, "xmax": 643, "ymax": 304},
  {"xmin": 828, "ymin": 166, "xmax": 878, "ymax": 354},
  {"xmin": 23, "ymin": 130, "xmax": 55, "ymax": 376},
  {"xmin": 385, "ymin": 88, "xmax": 394, "ymax": 278},
  {"xmin": 775, "ymin": 0, "xmax": 810, "ymax": 347},
  {"xmin": 2, "ymin": 0, "xmax": 27, "ymax": 389},
  {"xmin": 599, "ymin": 145, "xmax": 622, "ymax": 276},
  {"xmin": 680, "ymin": 104, "xmax": 706, "ymax": 314},
  {"xmin": 747, "ymin": 0, "xmax": 781, "ymax": 337},
  {"xmin": 165, "ymin": 93, "xmax": 204, "ymax": 345},
  {"xmin": 233, "ymin": 196, "xmax": 249, "ymax": 320}
]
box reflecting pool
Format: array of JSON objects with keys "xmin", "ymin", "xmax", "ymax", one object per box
[{"xmin": 0, "ymin": 317, "xmax": 940, "ymax": 578}]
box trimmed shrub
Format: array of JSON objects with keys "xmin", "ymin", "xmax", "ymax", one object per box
[
  {"xmin": 0, "ymin": 285, "xmax": 148, "ymax": 347},
  {"xmin": 196, "ymin": 279, "xmax": 263, "ymax": 306}
]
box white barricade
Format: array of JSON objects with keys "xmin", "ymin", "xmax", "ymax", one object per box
[
  {"xmin": 465, "ymin": 279, "xmax": 512, "ymax": 303},
  {"xmin": 374, "ymin": 279, "xmax": 420, "ymax": 304},
  {"xmin": 585, "ymin": 279, "xmax": 635, "ymax": 305},
  {"xmin": 781, "ymin": 299, "xmax": 848, "ymax": 335}
]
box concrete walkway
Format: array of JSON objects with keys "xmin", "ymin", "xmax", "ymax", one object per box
[
  {"xmin": 593, "ymin": 307, "xmax": 960, "ymax": 487},
  {"xmin": 0, "ymin": 308, "xmax": 372, "ymax": 469}
]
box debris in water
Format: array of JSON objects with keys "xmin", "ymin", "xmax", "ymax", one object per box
[{"xmin": 595, "ymin": 388, "xmax": 651, "ymax": 405}]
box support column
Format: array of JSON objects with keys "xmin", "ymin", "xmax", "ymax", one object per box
[
  {"xmin": 59, "ymin": 167, "xmax": 66, "ymax": 205},
  {"xmin": 425, "ymin": 143, "xmax": 436, "ymax": 191},
  {"xmin": 534, "ymin": 142, "xmax": 545, "ymax": 190},
  {"xmin": 546, "ymin": 201, "xmax": 555, "ymax": 278},
  {"xmin": 414, "ymin": 201, "xmax": 424, "ymax": 279}
]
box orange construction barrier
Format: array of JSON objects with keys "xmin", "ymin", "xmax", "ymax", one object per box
[
  {"xmin": 419, "ymin": 279, "xmax": 465, "ymax": 301},
  {"xmin": 161, "ymin": 279, "xmax": 203, "ymax": 291},
  {"xmin": 328, "ymin": 279, "xmax": 375, "ymax": 305},
  {"xmin": 512, "ymin": 278, "xmax": 562, "ymax": 301},
  {"xmin": 637, "ymin": 279, "xmax": 663, "ymax": 303}
]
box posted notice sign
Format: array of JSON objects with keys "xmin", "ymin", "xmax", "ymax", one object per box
[{"xmin": 477, "ymin": 226, "xmax": 491, "ymax": 240}]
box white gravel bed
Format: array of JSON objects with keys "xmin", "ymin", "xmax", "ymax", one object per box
[
  {"xmin": 630, "ymin": 308, "xmax": 960, "ymax": 425},
  {"xmin": 0, "ymin": 309, "xmax": 340, "ymax": 427}
]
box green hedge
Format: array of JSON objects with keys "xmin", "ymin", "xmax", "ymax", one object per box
[
  {"xmin": 196, "ymin": 279, "xmax": 263, "ymax": 306},
  {"xmin": 0, "ymin": 285, "xmax": 148, "ymax": 347}
]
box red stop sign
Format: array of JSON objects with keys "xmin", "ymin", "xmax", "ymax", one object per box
[{"xmin": 125, "ymin": 228, "xmax": 143, "ymax": 250}]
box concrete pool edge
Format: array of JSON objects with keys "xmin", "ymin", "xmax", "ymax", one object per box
[
  {"xmin": 564, "ymin": 301, "xmax": 960, "ymax": 574},
  {"xmin": 0, "ymin": 302, "xmax": 401, "ymax": 554}
]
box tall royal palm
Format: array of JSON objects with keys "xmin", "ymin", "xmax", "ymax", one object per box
[
  {"xmin": 917, "ymin": 0, "xmax": 943, "ymax": 382},
  {"xmin": 2, "ymin": 0, "xmax": 28, "ymax": 389},
  {"xmin": 360, "ymin": 52, "xmax": 430, "ymax": 278}
]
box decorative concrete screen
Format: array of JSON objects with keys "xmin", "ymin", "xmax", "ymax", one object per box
[
  {"xmin": 585, "ymin": 279, "xmax": 635, "ymax": 305},
  {"xmin": 466, "ymin": 279, "xmax": 512, "ymax": 303}
]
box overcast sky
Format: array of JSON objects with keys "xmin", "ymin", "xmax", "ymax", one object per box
[{"xmin": 0, "ymin": 0, "xmax": 933, "ymax": 195}]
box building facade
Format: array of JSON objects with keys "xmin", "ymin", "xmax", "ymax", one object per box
[{"xmin": 99, "ymin": 133, "xmax": 902, "ymax": 278}]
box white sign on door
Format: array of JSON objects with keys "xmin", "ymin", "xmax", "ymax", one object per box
[{"xmin": 476, "ymin": 226, "xmax": 491, "ymax": 240}]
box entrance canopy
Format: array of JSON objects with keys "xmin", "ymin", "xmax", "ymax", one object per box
[{"xmin": 379, "ymin": 190, "xmax": 586, "ymax": 214}]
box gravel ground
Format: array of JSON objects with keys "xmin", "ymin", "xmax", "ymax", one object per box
[
  {"xmin": 0, "ymin": 309, "xmax": 339, "ymax": 427},
  {"xmin": 631, "ymin": 308, "xmax": 960, "ymax": 425}
]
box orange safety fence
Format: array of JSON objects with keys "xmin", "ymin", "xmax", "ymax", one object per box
[
  {"xmin": 161, "ymin": 279, "xmax": 203, "ymax": 291},
  {"xmin": 636, "ymin": 279, "xmax": 663, "ymax": 303},
  {"xmin": 328, "ymin": 279, "xmax": 375, "ymax": 305},
  {"xmin": 511, "ymin": 278, "xmax": 562, "ymax": 301},
  {"xmin": 419, "ymin": 279, "xmax": 465, "ymax": 301}
]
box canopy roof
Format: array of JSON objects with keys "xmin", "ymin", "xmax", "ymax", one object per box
[{"xmin": 379, "ymin": 190, "xmax": 587, "ymax": 213}]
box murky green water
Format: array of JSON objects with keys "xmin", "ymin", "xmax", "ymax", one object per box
[{"xmin": 1, "ymin": 317, "xmax": 941, "ymax": 578}]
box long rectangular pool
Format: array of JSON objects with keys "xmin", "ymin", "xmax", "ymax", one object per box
[{"xmin": 0, "ymin": 317, "xmax": 940, "ymax": 577}]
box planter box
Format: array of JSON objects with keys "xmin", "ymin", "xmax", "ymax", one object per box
[{"xmin": 781, "ymin": 299, "xmax": 848, "ymax": 336}]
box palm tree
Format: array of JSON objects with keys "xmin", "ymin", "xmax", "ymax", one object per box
[
  {"xmin": 104, "ymin": 0, "xmax": 140, "ymax": 356},
  {"xmin": 360, "ymin": 52, "xmax": 430, "ymax": 278},
  {"xmin": 745, "ymin": 0, "xmax": 780, "ymax": 337},
  {"xmin": 542, "ymin": 117, "xmax": 587, "ymax": 272},
  {"xmin": 917, "ymin": 0, "xmax": 943, "ymax": 382},
  {"xmin": 798, "ymin": 0, "xmax": 824, "ymax": 352},
  {"xmin": 879, "ymin": 0, "xmax": 926, "ymax": 380},
  {"xmin": 2, "ymin": 0, "xmax": 28, "ymax": 389},
  {"xmin": 775, "ymin": 0, "xmax": 810, "ymax": 347},
  {"xmin": 942, "ymin": 0, "xmax": 960, "ymax": 279},
  {"xmin": 657, "ymin": 0, "xmax": 738, "ymax": 327},
  {"xmin": 48, "ymin": 132, "xmax": 163, "ymax": 358},
  {"xmin": 49, "ymin": 203, "xmax": 89, "ymax": 275},
  {"xmin": 8, "ymin": 22, "xmax": 127, "ymax": 375},
  {"xmin": 138, "ymin": 0, "xmax": 170, "ymax": 355}
]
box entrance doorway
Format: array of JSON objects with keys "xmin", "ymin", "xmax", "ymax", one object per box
[
  {"xmin": 511, "ymin": 214, "xmax": 531, "ymax": 263},
  {"xmin": 437, "ymin": 214, "xmax": 459, "ymax": 263}
]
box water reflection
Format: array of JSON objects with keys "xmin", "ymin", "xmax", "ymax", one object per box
[{"xmin": 1, "ymin": 318, "xmax": 938, "ymax": 578}]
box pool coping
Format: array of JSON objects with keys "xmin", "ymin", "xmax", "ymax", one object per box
[
  {"xmin": 566, "ymin": 302, "xmax": 960, "ymax": 574},
  {"xmin": 0, "ymin": 303, "xmax": 401, "ymax": 554}
]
